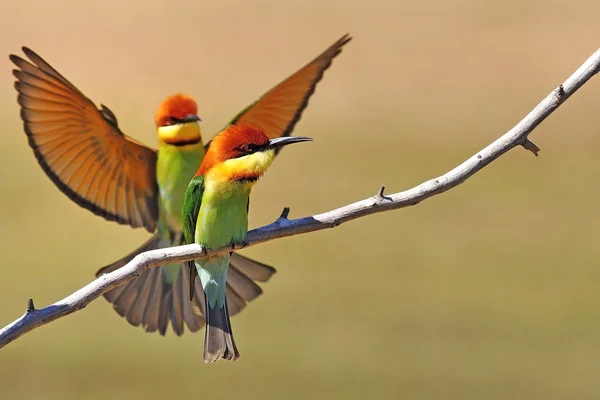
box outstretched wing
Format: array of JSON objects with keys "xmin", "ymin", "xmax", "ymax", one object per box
[
  {"xmin": 181, "ymin": 175, "xmax": 205, "ymax": 300},
  {"xmin": 10, "ymin": 47, "xmax": 159, "ymax": 232},
  {"xmin": 222, "ymin": 34, "xmax": 351, "ymax": 152}
]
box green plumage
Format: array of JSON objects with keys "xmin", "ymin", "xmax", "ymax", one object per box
[
  {"xmin": 157, "ymin": 142, "xmax": 205, "ymax": 233},
  {"xmin": 11, "ymin": 37, "xmax": 348, "ymax": 340},
  {"xmin": 97, "ymin": 142, "xmax": 275, "ymax": 337},
  {"xmin": 182, "ymin": 175, "xmax": 204, "ymax": 298},
  {"xmin": 183, "ymin": 174, "xmax": 252, "ymax": 299},
  {"xmin": 12, "ymin": 36, "xmax": 349, "ymax": 339},
  {"xmin": 156, "ymin": 142, "xmax": 205, "ymax": 285},
  {"xmin": 180, "ymin": 129, "xmax": 314, "ymax": 363},
  {"xmin": 182, "ymin": 175, "xmax": 204, "ymax": 246},
  {"xmin": 182, "ymin": 173, "xmax": 253, "ymax": 361}
]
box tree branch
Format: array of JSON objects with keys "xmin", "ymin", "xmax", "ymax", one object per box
[{"xmin": 2, "ymin": 48, "xmax": 599, "ymax": 349}]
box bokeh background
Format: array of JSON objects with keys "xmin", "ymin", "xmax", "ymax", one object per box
[{"xmin": 1, "ymin": 1, "xmax": 600, "ymax": 399}]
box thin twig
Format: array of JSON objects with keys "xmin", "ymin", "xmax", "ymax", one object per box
[{"xmin": 1, "ymin": 48, "xmax": 599, "ymax": 349}]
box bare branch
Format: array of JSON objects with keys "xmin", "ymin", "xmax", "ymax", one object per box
[
  {"xmin": 279, "ymin": 206, "xmax": 291, "ymax": 220},
  {"xmin": 1, "ymin": 48, "xmax": 599, "ymax": 349}
]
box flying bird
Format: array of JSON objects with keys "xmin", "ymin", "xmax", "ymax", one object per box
[
  {"xmin": 182, "ymin": 123, "xmax": 312, "ymax": 361},
  {"xmin": 9, "ymin": 34, "xmax": 351, "ymax": 336}
]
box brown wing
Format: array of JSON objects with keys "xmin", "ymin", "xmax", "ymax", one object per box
[
  {"xmin": 10, "ymin": 47, "xmax": 159, "ymax": 232},
  {"xmin": 224, "ymin": 34, "xmax": 351, "ymax": 149}
]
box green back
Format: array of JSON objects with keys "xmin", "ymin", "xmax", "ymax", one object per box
[
  {"xmin": 156, "ymin": 143, "xmax": 205, "ymax": 233},
  {"xmin": 182, "ymin": 175, "xmax": 204, "ymax": 247},
  {"xmin": 181, "ymin": 174, "xmax": 204, "ymax": 299}
]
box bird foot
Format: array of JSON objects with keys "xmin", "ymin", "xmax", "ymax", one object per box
[{"xmin": 231, "ymin": 240, "xmax": 249, "ymax": 250}]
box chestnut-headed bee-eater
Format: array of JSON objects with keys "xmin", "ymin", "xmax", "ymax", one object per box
[
  {"xmin": 182, "ymin": 123, "xmax": 312, "ymax": 362},
  {"xmin": 9, "ymin": 34, "xmax": 351, "ymax": 336}
]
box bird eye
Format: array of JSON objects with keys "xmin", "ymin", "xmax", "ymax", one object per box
[
  {"xmin": 241, "ymin": 144, "xmax": 255, "ymax": 154},
  {"xmin": 167, "ymin": 116, "xmax": 181, "ymax": 125}
]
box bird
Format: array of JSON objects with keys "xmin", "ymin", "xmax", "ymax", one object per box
[
  {"xmin": 182, "ymin": 123, "xmax": 312, "ymax": 362},
  {"xmin": 9, "ymin": 34, "xmax": 351, "ymax": 336}
]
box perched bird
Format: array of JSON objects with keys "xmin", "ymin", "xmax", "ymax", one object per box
[
  {"xmin": 9, "ymin": 34, "xmax": 351, "ymax": 336},
  {"xmin": 183, "ymin": 123, "xmax": 312, "ymax": 362}
]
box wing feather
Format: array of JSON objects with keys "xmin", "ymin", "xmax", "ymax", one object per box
[
  {"xmin": 226, "ymin": 34, "xmax": 351, "ymax": 154},
  {"xmin": 10, "ymin": 48, "xmax": 159, "ymax": 231},
  {"xmin": 181, "ymin": 175, "xmax": 205, "ymax": 300}
]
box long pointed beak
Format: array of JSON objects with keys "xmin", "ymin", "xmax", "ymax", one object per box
[
  {"xmin": 182, "ymin": 114, "xmax": 202, "ymax": 123},
  {"xmin": 265, "ymin": 136, "xmax": 313, "ymax": 150}
]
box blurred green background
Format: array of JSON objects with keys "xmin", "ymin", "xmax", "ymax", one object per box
[{"xmin": 2, "ymin": 1, "xmax": 600, "ymax": 399}]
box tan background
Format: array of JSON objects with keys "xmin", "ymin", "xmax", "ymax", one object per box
[{"xmin": 2, "ymin": 1, "xmax": 600, "ymax": 399}]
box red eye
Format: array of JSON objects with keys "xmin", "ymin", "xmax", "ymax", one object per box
[
  {"xmin": 167, "ymin": 116, "xmax": 181, "ymax": 125},
  {"xmin": 241, "ymin": 144, "xmax": 254, "ymax": 153}
]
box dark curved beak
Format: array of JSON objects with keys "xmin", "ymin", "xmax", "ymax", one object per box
[
  {"xmin": 182, "ymin": 114, "xmax": 202, "ymax": 123},
  {"xmin": 265, "ymin": 136, "xmax": 313, "ymax": 151}
]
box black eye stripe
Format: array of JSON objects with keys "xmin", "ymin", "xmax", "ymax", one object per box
[
  {"xmin": 240, "ymin": 144, "xmax": 255, "ymax": 154},
  {"xmin": 235, "ymin": 142, "xmax": 267, "ymax": 158}
]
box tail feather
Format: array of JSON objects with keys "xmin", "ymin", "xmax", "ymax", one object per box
[
  {"xmin": 223, "ymin": 253, "xmax": 278, "ymax": 316},
  {"xmin": 169, "ymin": 273, "xmax": 185, "ymax": 335},
  {"xmin": 103, "ymin": 281, "xmax": 127, "ymax": 303},
  {"xmin": 180, "ymin": 267, "xmax": 204, "ymax": 332},
  {"xmin": 227, "ymin": 265, "xmax": 264, "ymax": 303},
  {"xmin": 141, "ymin": 267, "xmax": 163, "ymax": 333},
  {"xmin": 157, "ymin": 284, "xmax": 171, "ymax": 335},
  {"xmin": 97, "ymin": 234, "xmax": 163, "ymax": 275},
  {"xmin": 96, "ymin": 232, "xmax": 276, "ymax": 336},
  {"xmin": 229, "ymin": 253, "xmax": 276, "ymax": 282},
  {"xmin": 194, "ymin": 277, "xmax": 208, "ymax": 318},
  {"xmin": 112, "ymin": 276, "xmax": 144, "ymax": 322},
  {"xmin": 125, "ymin": 267, "xmax": 156, "ymax": 326},
  {"xmin": 225, "ymin": 284, "xmax": 248, "ymax": 317},
  {"xmin": 204, "ymin": 294, "xmax": 239, "ymax": 363}
]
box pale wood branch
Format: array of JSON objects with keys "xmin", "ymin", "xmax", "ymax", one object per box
[{"xmin": 1, "ymin": 48, "xmax": 599, "ymax": 349}]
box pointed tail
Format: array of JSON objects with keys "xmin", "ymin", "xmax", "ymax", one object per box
[
  {"xmin": 204, "ymin": 294, "xmax": 240, "ymax": 362},
  {"xmin": 96, "ymin": 232, "xmax": 276, "ymax": 336}
]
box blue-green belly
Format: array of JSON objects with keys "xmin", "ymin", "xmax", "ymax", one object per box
[{"xmin": 194, "ymin": 181, "xmax": 251, "ymax": 309}]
